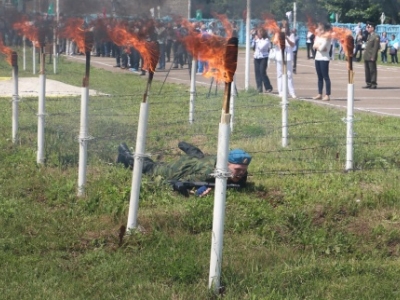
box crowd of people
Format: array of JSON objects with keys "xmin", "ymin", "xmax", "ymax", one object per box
[
  {"xmin": 1, "ymin": 13, "xmax": 399, "ymax": 99},
  {"xmin": 249, "ymin": 19, "xmax": 399, "ymax": 100}
]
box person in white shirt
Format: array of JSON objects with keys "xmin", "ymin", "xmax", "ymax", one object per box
[
  {"xmin": 354, "ymin": 22, "xmax": 362, "ymax": 37},
  {"xmin": 273, "ymin": 20, "xmax": 296, "ymax": 99},
  {"xmin": 312, "ymin": 22, "xmax": 332, "ymax": 101},
  {"xmin": 251, "ymin": 28, "xmax": 273, "ymax": 93}
]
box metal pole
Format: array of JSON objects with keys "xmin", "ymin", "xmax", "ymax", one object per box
[
  {"xmin": 244, "ymin": 0, "xmax": 251, "ymax": 90},
  {"xmin": 293, "ymin": 2, "xmax": 297, "ymax": 30},
  {"xmin": 189, "ymin": 58, "xmax": 197, "ymax": 124},
  {"xmin": 188, "ymin": 0, "xmax": 191, "ymax": 19}
]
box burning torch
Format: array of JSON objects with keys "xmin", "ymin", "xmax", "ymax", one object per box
[
  {"xmin": 37, "ymin": 27, "xmax": 47, "ymax": 164},
  {"xmin": 11, "ymin": 52, "xmax": 19, "ymax": 144},
  {"xmin": 77, "ymin": 30, "xmax": 94, "ymax": 197},
  {"xmin": 209, "ymin": 36, "xmax": 238, "ymax": 292},
  {"xmin": 0, "ymin": 37, "xmax": 19, "ymax": 144},
  {"xmin": 278, "ymin": 30, "xmax": 289, "ymax": 147},
  {"xmin": 127, "ymin": 40, "xmax": 160, "ymax": 230},
  {"xmin": 345, "ymin": 34, "xmax": 355, "ymax": 171}
]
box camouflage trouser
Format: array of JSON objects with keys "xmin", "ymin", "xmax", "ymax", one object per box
[{"xmin": 149, "ymin": 155, "xmax": 216, "ymax": 182}]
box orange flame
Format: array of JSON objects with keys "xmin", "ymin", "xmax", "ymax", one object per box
[
  {"xmin": 108, "ymin": 23, "xmax": 159, "ymax": 72},
  {"xmin": 180, "ymin": 20, "xmax": 237, "ymax": 82},
  {"xmin": 0, "ymin": 36, "xmax": 14, "ymax": 65},
  {"xmin": 331, "ymin": 27, "xmax": 354, "ymax": 58},
  {"xmin": 307, "ymin": 16, "xmax": 317, "ymax": 34},
  {"xmin": 262, "ymin": 17, "xmax": 280, "ymax": 35},
  {"xmin": 59, "ymin": 18, "xmax": 92, "ymax": 53},
  {"xmin": 213, "ymin": 13, "xmax": 233, "ymax": 38},
  {"xmin": 13, "ymin": 16, "xmax": 39, "ymax": 47}
]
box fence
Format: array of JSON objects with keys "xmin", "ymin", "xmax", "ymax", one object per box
[{"xmin": 4, "ymin": 67, "xmax": 400, "ymax": 189}]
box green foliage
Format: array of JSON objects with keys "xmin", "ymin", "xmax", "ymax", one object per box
[{"xmin": 197, "ymin": 0, "xmax": 400, "ymax": 24}]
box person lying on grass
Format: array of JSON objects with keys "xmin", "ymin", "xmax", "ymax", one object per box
[{"xmin": 117, "ymin": 141, "xmax": 252, "ymax": 197}]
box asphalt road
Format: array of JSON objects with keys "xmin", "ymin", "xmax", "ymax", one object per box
[{"xmin": 67, "ymin": 49, "xmax": 400, "ymax": 117}]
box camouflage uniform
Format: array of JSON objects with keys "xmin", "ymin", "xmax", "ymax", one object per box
[
  {"xmin": 149, "ymin": 155, "xmax": 216, "ymax": 182},
  {"xmin": 117, "ymin": 142, "xmax": 248, "ymax": 187}
]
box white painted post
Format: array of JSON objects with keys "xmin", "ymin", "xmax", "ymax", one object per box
[
  {"xmin": 244, "ymin": 0, "xmax": 251, "ymax": 90},
  {"xmin": 33, "ymin": 44, "xmax": 36, "ymax": 74},
  {"xmin": 189, "ymin": 58, "xmax": 197, "ymax": 124},
  {"xmin": 208, "ymin": 36, "xmax": 238, "ymax": 291},
  {"xmin": 282, "ymin": 61, "xmax": 288, "ymax": 147},
  {"xmin": 293, "ymin": 2, "xmax": 297, "ymax": 30},
  {"xmin": 127, "ymin": 101, "xmax": 149, "ymax": 230},
  {"xmin": 345, "ymin": 83, "xmax": 354, "ymax": 171},
  {"xmin": 12, "ymin": 54, "xmax": 19, "ymax": 144},
  {"xmin": 53, "ymin": 28, "xmax": 57, "ymax": 74},
  {"xmin": 37, "ymin": 53, "xmax": 46, "ymax": 164},
  {"xmin": 209, "ymin": 113, "xmax": 230, "ymax": 291},
  {"xmin": 77, "ymin": 86, "xmax": 90, "ymax": 197},
  {"xmin": 23, "ymin": 36, "xmax": 26, "ymax": 71}
]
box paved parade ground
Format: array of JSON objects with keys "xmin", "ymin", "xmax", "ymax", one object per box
[{"xmin": 67, "ymin": 49, "xmax": 400, "ymax": 117}]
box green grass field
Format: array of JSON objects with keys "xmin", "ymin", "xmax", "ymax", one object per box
[{"xmin": 1, "ymin": 49, "xmax": 400, "ymax": 299}]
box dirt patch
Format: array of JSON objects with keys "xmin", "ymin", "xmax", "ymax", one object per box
[
  {"xmin": 256, "ymin": 189, "xmax": 285, "ymax": 207},
  {"xmin": 0, "ymin": 77, "xmax": 105, "ymax": 97},
  {"xmin": 312, "ymin": 204, "xmax": 326, "ymax": 226},
  {"xmin": 346, "ymin": 218, "xmax": 371, "ymax": 237}
]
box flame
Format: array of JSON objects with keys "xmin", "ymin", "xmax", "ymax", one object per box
[
  {"xmin": 332, "ymin": 27, "xmax": 354, "ymax": 58},
  {"xmin": 307, "ymin": 16, "xmax": 317, "ymax": 35},
  {"xmin": 109, "ymin": 23, "xmax": 159, "ymax": 72},
  {"xmin": 0, "ymin": 36, "xmax": 13, "ymax": 65},
  {"xmin": 213, "ymin": 13, "xmax": 233, "ymax": 38},
  {"xmin": 180, "ymin": 20, "xmax": 237, "ymax": 82},
  {"xmin": 13, "ymin": 16, "xmax": 39, "ymax": 47},
  {"xmin": 59, "ymin": 18, "xmax": 90, "ymax": 53},
  {"xmin": 261, "ymin": 14, "xmax": 280, "ymax": 35}
]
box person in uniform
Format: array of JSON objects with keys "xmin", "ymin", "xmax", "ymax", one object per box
[
  {"xmin": 117, "ymin": 142, "xmax": 252, "ymax": 196},
  {"xmin": 362, "ymin": 22, "xmax": 380, "ymax": 89}
]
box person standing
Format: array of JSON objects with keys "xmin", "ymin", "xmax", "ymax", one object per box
[
  {"xmin": 388, "ymin": 34, "xmax": 399, "ymax": 64},
  {"xmin": 362, "ymin": 22, "xmax": 380, "ymax": 89},
  {"xmin": 353, "ymin": 31, "xmax": 364, "ymax": 62},
  {"xmin": 155, "ymin": 21, "xmax": 166, "ymax": 70},
  {"xmin": 273, "ymin": 20, "xmax": 297, "ymax": 99},
  {"xmin": 380, "ymin": 32, "xmax": 389, "ymax": 63},
  {"xmin": 306, "ymin": 30, "xmax": 315, "ymax": 59},
  {"xmin": 312, "ymin": 23, "xmax": 332, "ymax": 101},
  {"xmin": 251, "ymin": 28, "xmax": 273, "ymax": 93}
]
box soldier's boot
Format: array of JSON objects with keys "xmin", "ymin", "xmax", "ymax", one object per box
[
  {"xmin": 117, "ymin": 142, "xmax": 134, "ymax": 168},
  {"xmin": 178, "ymin": 141, "xmax": 204, "ymax": 159},
  {"xmin": 117, "ymin": 143, "xmax": 156, "ymax": 173},
  {"xmin": 142, "ymin": 157, "xmax": 156, "ymax": 174}
]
